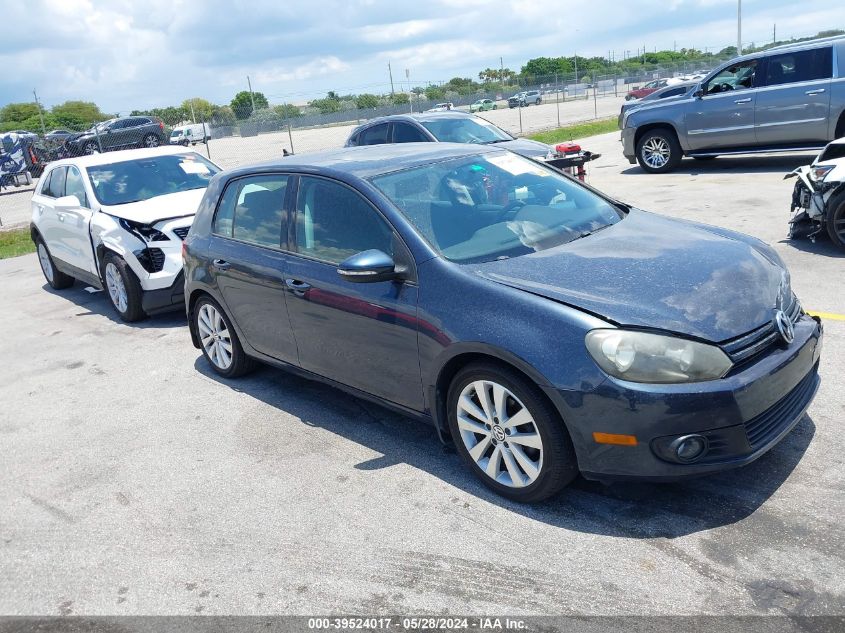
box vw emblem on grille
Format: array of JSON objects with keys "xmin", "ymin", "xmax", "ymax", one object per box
[{"xmin": 774, "ymin": 310, "xmax": 794, "ymax": 345}]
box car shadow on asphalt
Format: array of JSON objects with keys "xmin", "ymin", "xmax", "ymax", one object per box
[
  {"xmin": 42, "ymin": 281, "xmax": 187, "ymax": 328},
  {"xmin": 620, "ymin": 154, "xmax": 814, "ymax": 176},
  {"xmin": 193, "ymin": 355, "xmax": 815, "ymax": 539},
  {"xmin": 779, "ymin": 237, "xmax": 845, "ymax": 258}
]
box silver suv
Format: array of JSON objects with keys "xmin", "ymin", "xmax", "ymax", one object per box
[{"xmin": 622, "ymin": 36, "xmax": 845, "ymax": 173}]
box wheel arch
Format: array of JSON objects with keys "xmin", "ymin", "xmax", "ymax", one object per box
[
  {"xmin": 186, "ymin": 288, "xmax": 216, "ymax": 348},
  {"xmin": 634, "ymin": 122, "xmax": 681, "ymax": 150},
  {"xmin": 835, "ymin": 108, "xmax": 845, "ymax": 140},
  {"xmin": 429, "ymin": 344, "xmax": 569, "ymax": 438}
]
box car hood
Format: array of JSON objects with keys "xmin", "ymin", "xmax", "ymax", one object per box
[
  {"xmin": 497, "ymin": 138, "xmax": 551, "ymax": 159},
  {"xmin": 472, "ymin": 209, "xmax": 788, "ymax": 342},
  {"xmin": 100, "ymin": 188, "xmax": 206, "ymax": 224}
]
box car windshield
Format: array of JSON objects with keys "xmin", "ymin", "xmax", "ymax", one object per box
[
  {"xmin": 86, "ymin": 153, "xmax": 220, "ymax": 206},
  {"xmin": 372, "ymin": 152, "xmax": 623, "ymax": 263},
  {"xmin": 420, "ymin": 117, "xmax": 512, "ymax": 144}
]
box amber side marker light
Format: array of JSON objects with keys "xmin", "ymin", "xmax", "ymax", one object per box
[{"xmin": 593, "ymin": 432, "xmax": 638, "ymax": 446}]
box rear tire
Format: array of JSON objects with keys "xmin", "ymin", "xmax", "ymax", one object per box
[
  {"xmin": 826, "ymin": 191, "xmax": 845, "ymax": 248},
  {"xmin": 102, "ymin": 252, "xmax": 145, "ymax": 322},
  {"xmin": 36, "ymin": 238, "xmax": 74, "ymax": 289},
  {"xmin": 193, "ymin": 296, "xmax": 256, "ymax": 378},
  {"xmin": 82, "ymin": 141, "xmax": 98, "ymax": 155},
  {"xmin": 142, "ymin": 134, "xmax": 160, "ymax": 148},
  {"xmin": 636, "ymin": 128, "xmax": 682, "ymax": 174},
  {"xmin": 447, "ymin": 362, "xmax": 578, "ymax": 503}
]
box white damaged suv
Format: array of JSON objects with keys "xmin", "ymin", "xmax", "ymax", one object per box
[{"xmin": 30, "ymin": 146, "xmax": 221, "ymax": 321}]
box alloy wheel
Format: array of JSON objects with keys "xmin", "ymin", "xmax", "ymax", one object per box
[
  {"xmin": 105, "ymin": 262, "xmax": 128, "ymax": 314},
  {"xmin": 145, "ymin": 135, "xmax": 160, "ymax": 147},
  {"xmin": 456, "ymin": 380, "xmax": 544, "ymax": 488},
  {"xmin": 641, "ymin": 137, "xmax": 671, "ymax": 169},
  {"xmin": 37, "ymin": 243, "xmax": 54, "ymax": 283},
  {"xmin": 197, "ymin": 303, "xmax": 233, "ymax": 370}
]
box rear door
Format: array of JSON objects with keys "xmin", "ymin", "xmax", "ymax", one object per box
[
  {"xmin": 208, "ymin": 173, "xmax": 299, "ymax": 365},
  {"xmin": 755, "ymin": 46, "xmax": 833, "ymax": 144},
  {"xmin": 357, "ymin": 123, "xmax": 390, "ymax": 146},
  {"xmin": 282, "ymin": 175, "xmax": 423, "ymax": 410},
  {"xmin": 685, "ymin": 59, "xmax": 759, "ymax": 150},
  {"xmin": 391, "ymin": 122, "xmax": 431, "ymax": 143}
]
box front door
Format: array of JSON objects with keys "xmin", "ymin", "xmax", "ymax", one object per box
[
  {"xmin": 685, "ymin": 59, "xmax": 760, "ymax": 151},
  {"xmin": 755, "ymin": 46, "xmax": 833, "ymax": 145},
  {"xmin": 282, "ymin": 175, "xmax": 423, "ymax": 411},
  {"xmin": 58, "ymin": 165, "xmax": 97, "ymax": 274},
  {"xmin": 208, "ymin": 174, "xmax": 300, "ymax": 366}
]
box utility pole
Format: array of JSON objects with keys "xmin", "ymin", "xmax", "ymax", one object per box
[
  {"xmin": 500, "ymin": 56, "xmax": 504, "ymax": 93},
  {"xmin": 189, "ymin": 99, "xmax": 196, "ymax": 124},
  {"xmin": 574, "ymin": 51, "xmax": 578, "ymax": 85},
  {"xmin": 388, "ymin": 62, "xmax": 395, "ymax": 96},
  {"xmin": 32, "ymin": 89, "xmax": 46, "ymax": 135},
  {"xmin": 773, "ymin": 23, "xmax": 777, "ymax": 44},
  {"xmin": 246, "ymin": 76, "xmax": 256, "ymax": 115},
  {"xmin": 737, "ymin": 0, "xmax": 742, "ymax": 55}
]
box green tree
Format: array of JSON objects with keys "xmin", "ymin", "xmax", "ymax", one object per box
[
  {"xmin": 230, "ymin": 90, "xmax": 269, "ymax": 119},
  {"xmin": 424, "ymin": 86, "xmax": 445, "ymax": 101},
  {"xmin": 50, "ymin": 101, "xmax": 109, "ymax": 129},
  {"xmin": 210, "ymin": 105, "xmax": 236, "ymax": 126},
  {"xmin": 355, "ymin": 93, "xmax": 379, "ymax": 109},
  {"xmin": 0, "ymin": 102, "xmax": 41, "ymax": 124},
  {"xmin": 392, "ymin": 93, "xmax": 410, "ymax": 105},
  {"xmin": 181, "ymin": 98, "xmax": 214, "ymax": 122},
  {"xmin": 273, "ymin": 104, "xmax": 301, "ymax": 119}
]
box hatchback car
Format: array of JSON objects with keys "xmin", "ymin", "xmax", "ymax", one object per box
[
  {"xmin": 470, "ymin": 99, "xmax": 497, "ymax": 112},
  {"xmin": 31, "ymin": 146, "xmax": 220, "ymax": 321},
  {"xmin": 184, "ymin": 143, "xmax": 822, "ymax": 502}
]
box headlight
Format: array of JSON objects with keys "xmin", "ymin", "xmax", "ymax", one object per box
[
  {"xmin": 585, "ymin": 329, "xmax": 732, "ymax": 383},
  {"xmin": 810, "ymin": 165, "xmax": 835, "ymax": 181}
]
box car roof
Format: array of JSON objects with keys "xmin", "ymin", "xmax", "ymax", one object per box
[
  {"xmin": 356, "ymin": 111, "xmax": 481, "ymax": 127},
  {"xmin": 45, "ymin": 146, "xmax": 204, "ymax": 170},
  {"xmin": 731, "ymin": 35, "xmax": 845, "ymax": 64},
  {"xmin": 227, "ymin": 142, "xmax": 504, "ymax": 180}
]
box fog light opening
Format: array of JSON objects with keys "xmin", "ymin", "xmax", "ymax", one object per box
[{"xmin": 671, "ymin": 435, "xmax": 708, "ymax": 463}]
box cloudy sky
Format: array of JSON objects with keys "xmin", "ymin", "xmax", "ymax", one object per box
[{"xmin": 1, "ymin": 0, "xmax": 843, "ymax": 113}]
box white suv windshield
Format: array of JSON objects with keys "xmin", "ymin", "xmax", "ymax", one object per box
[
  {"xmin": 372, "ymin": 152, "xmax": 623, "ymax": 263},
  {"xmin": 87, "ymin": 153, "xmax": 220, "ymax": 206}
]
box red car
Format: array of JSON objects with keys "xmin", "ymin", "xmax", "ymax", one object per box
[{"xmin": 625, "ymin": 78, "xmax": 673, "ymax": 101}]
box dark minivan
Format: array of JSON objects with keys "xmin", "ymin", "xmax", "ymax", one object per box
[{"xmin": 183, "ymin": 143, "xmax": 822, "ymax": 502}]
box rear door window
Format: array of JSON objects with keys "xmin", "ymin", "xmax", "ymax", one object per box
[
  {"xmin": 764, "ymin": 47, "xmax": 833, "ymax": 86},
  {"xmin": 42, "ymin": 167, "xmax": 67, "ymax": 198},
  {"xmin": 392, "ymin": 123, "xmax": 429, "ymax": 143},
  {"xmin": 358, "ymin": 124, "xmax": 390, "ymax": 146},
  {"xmin": 213, "ymin": 175, "xmax": 289, "ymax": 249}
]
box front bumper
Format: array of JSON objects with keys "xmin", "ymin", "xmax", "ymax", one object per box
[
  {"xmin": 141, "ymin": 270, "xmax": 185, "ymax": 315},
  {"xmin": 553, "ymin": 315, "xmax": 823, "ymax": 481},
  {"xmin": 621, "ymin": 127, "xmax": 636, "ymax": 163}
]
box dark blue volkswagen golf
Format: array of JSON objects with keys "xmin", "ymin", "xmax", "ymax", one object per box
[{"xmin": 183, "ymin": 143, "xmax": 822, "ymax": 502}]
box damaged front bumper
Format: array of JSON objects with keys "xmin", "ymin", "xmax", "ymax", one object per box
[{"xmin": 785, "ymin": 167, "xmax": 843, "ymax": 241}]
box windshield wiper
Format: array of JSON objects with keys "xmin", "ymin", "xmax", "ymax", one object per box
[
  {"xmin": 569, "ymin": 224, "xmax": 613, "ymax": 242},
  {"xmin": 482, "ymin": 139, "xmax": 511, "ymax": 144}
]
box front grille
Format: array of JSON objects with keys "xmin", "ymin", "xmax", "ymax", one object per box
[
  {"xmin": 722, "ymin": 296, "xmax": 802, "ymax": 364},
  {"xmin": 743, "ymin": 365, "xmax": 818, "ymax": 450},
  {"xmin": 172, "ymin": 226, "xmax": 190, "ymax": 240}
]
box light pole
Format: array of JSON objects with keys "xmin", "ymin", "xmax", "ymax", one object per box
[{"xmin": 737, "ymin": 0, "xmax": 742, "ymax": 55}]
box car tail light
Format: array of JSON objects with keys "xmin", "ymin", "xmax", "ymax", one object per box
[{"xmin": 159, "ymin": 120, "xmax": 164, "ymax": 131}]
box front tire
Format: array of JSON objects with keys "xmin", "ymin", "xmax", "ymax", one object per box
[
  {"xmin": 636, "ymin": 128, "xmax": 682, "ymax": 174},
  {"xmin": 36, "ymin": 238, "xmax": 74, "ymax": 289},
  {"xmin": 102, "ymin": 252, "xmax": 145, "ymax": 322},
  {"xmin": 826, "ymin": 191, "xmax": 845, "ymax": 248},
  {"xmin": 447, "ymin": 362, "xmax": 578, "ymax": 503},
  {"xmin": 193, "ymin": 297, "xmax": 255, "ymax": 378},
  {"xmin": 82, "ymin": 141, "xmax": 99, "ymax": 155}
]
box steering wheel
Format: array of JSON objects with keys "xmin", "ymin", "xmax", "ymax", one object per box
[
  {"xmin": 718, "ymin": 82, "xmax": 733, "ymax": 92},
  {"xmin": 500, "ymin": 199, "xmax": 526, "ymax": 219}
]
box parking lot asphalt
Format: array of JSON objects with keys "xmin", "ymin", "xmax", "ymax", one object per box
[{"xmin": 0, "ymin": 132, "xmax": 843, "ymax": 616}]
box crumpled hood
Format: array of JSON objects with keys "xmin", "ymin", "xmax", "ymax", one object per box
[
  {"xmin": 473, "ymin": 209, "xmax": 788, "ymax": 342},
  {"xmin": 100, "ymin": 189, "xmax": 206, "ymax": 225},
  {"xmin": 499, "ymin": 138, "xmax": 552, "ymax": 159}
]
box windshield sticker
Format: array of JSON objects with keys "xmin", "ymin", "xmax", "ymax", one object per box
[
  {"xmin": 179, "ymin": 161, "xmax": 210, "ymax": 175},
  {"xmin": 487, "ymin": 154, "xmax": 548, "ymax": 177}
]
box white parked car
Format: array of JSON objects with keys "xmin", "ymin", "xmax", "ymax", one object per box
[
  {"xmin": 426, "ymin": 102, "xmax": 454, "ymax": 112},
  {"xmin": 786, "ymin": 137, "xmax": 845, "ymax": 248},
  {"xmin": 30, "ymin": 146, "xmax": 221, "ymax": 321}
]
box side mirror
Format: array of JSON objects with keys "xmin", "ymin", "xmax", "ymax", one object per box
[
  {"xmin": 337, "ymin": 249, "xmax": 400, "ymax": 283},
  {"xmin": 54, "ymin": 195, "xmax": 81, "ymax": 212},
  {"xmin": 693, "ymin": 87, "xmax": 704, "ymax": 98}
]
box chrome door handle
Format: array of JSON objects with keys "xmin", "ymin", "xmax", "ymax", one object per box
[
  {"xmin": 212, "ymin": 259, "xmax": 230, "ymax": 271},
  {"xmin": 284, "ymin": 278, "xmax": 311, "ymax": 296},
  {"xmin": 805, "ymin": 88, "xmax": 825, "ymax": 95},
  {"xmin": 57, "ymin": 212, "xmax": 65, "ymax": 222},
  {"xmin": 734, "ymin": 98, "xmax": 752, "ymax": 104}
]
